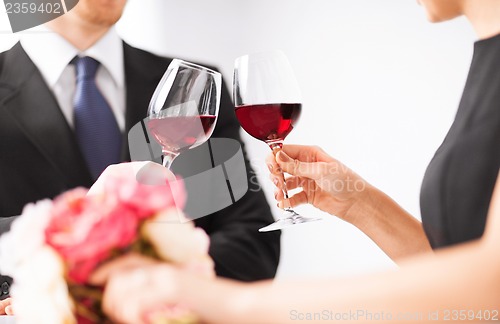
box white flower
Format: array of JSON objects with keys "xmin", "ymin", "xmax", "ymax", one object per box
[
  {"xmin": 0, "ymin": 200, "xmax": 76, "ymax": 324},
  {"xmin": 11, "ymin": 246, "xmax": 75, "ymax": 324},
  {"xmin": 142, "ymin": 208, "xmax": 211, "ymax": 264},
  {"xmin": 0, "ymin": 200, "xmax": 53, "ymax": 276}
]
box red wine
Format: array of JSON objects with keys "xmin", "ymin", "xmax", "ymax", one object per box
[
  {"xmin": 235, "ymin": 103, "xmax": 301, "ymax": 142},
  {"xmin": 148, "ymin": 115, "xmax": 216, "ymax": 153}
]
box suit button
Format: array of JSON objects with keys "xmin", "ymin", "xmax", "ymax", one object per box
[{"xmin": 1, "ymin": 282, "xmax": 9, "ymax": 295}]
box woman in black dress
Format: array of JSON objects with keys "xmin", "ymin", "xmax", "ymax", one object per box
[{"xmin": 93, "ymin": 0, "xmax": 500, "ymax": 322}]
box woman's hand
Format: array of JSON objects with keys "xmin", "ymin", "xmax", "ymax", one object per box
[
  {"xmin": 90, "ymin": 254, "xmax": 186, "ymax": 324},
  {"xmin": 267, "ymin": 145, "xmax": 432, "ymax": 259},
  {"xmin": 267, "ymin": 145, "xmax": 371, "ymax": 222},
  {"xmin": 90, "ymin": 253, "xmax": 210, "ymax": 324},
  {"xmin": 103, "ymin": 265, "xmax": 183, "ymax": 324}
]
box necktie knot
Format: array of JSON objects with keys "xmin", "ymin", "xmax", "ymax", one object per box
[{"xmin": 75, "ymin": 56, "xmax": 100, "ymax": 81}]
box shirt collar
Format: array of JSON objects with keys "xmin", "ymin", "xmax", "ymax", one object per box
[
  {"xmin": 20, "ymin": 26, "xmax": 124, "ymax": 88},
  {"xmin": 84, "ymin": 27, "xmax": 124, "ymax": 88}
]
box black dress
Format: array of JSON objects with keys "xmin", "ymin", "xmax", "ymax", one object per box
[{"xmin": 420, "ymin": 33, "xmax": 500, "ymax": 248}]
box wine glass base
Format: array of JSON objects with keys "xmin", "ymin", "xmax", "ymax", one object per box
[{"xmin": 258, "ymin": 209, "xmax": 321, "ymax": 232}]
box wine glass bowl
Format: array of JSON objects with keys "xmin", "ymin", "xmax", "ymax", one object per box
[
  {"xmin": 234, "ymin": 103, "xmax": 302, "ymax": 144},
  {"xmin": 233, "ymin": 50, "xmax": 321, "ymax": 232},
  {"xmin": 147, "ymin": 59, "xmax": 221, "ymax": 169}
]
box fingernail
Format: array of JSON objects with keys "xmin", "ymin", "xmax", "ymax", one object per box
[
  {"xmin": 267, "ymin": 164, "xmax": 273, "ymax": 172},
  {"xmin": 274, "ymin": 191, "xmax": 278, "ymax": 199},
  {"xmin": 277, "ymin": 151, "xmax": 291, "ymax": 163},
  {"xmin": 273, "ymin": 178, "xmax": 279, "ymax": 186}
]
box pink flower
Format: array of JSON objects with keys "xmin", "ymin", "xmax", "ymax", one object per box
[
  {"xmin": 44, "ymin": 163, "xmax": 187, "ymax": 284},
  {"xmin": 6, "ymin": 162, "xmax": 195, "ymax": 323},
  {"xmin": 45, "ymin": 188, "xmax": 139, "ymax": 283},
  {"xmin": 105, "ymin": 165, "xmax": 186, "ymax": 218},
  {"xmin": 90, "ymin": 162, "xmax": 186, "ymax": 218}
]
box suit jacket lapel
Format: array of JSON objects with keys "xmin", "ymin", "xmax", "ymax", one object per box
[{"xmin": 0, "ymin": 43, "xmax": 93, "ymax": 188}]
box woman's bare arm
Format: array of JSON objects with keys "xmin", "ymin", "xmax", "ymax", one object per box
[
  {"xmin": 268, "ymin": 145, "xmax": 431, "ymax": 261},
  {"xmin": 99, "ymin": 168, "xmax": 500, "ymax": 324},
  {"xmin": 176, "ymin": 173, "xmax": 500, "ymax": 323}
]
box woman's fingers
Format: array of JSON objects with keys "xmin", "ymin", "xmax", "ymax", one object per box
[
  {"xmin": 266, "ymin": 145, "xmax": 335, "ymax": 178},
  {"xmin": 281, "ymin": 144, "xmax": 334, "ymax": 163},
  {"xmin": 266, "ymin": 158, "xmax": 283, "ymax": 178},
  {"xmin": 269, "ymin": 173, "xmax": 284, "ymax": 190},
  {"xmin": 101, "ymin": 273, "xmax": 125, "ymax": 323},
  {"xmin": 267, "ymin": 147, "xmax": 314, "ymax": 176},
  {"xmin": 270, "ymin": 174, "xmax": 306, "ymax": 189},
  {"xmin": 102, "ymin": 269, "xmax": 147, "ymax": 324},
  {"xmin": 285, "ymin": 176, "xmax": 307, "ymax": 191},
  {"xmin": 277, "ymin": 191, "xmax": 308, "ymax": 209},
  {"xmin": 102, "ymin": 265, "xmax": 182, "ymax": 324},
  {"xmin": 273, "ymin": 176, "xmax": 310, "ymax": 201},
  {"xmin": 274, "ymin": 188, "xmax": 285, "ymax": 202},
  {"xmin": 276, "ymin": 151, "xmax": 328, "ymax": 180},
  {"xmin": 89, "ymin": 253, "xmax": 158, "ymax": 286}
]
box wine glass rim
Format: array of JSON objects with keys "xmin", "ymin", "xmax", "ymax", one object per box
[{"xmin": 172, "ymin": 59, "xmax": 220, "ymax": 75}]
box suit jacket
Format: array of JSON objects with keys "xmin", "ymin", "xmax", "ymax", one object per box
[{"xmin": 0, "ymin": 42, "xmax": 280, "ymax": 297}]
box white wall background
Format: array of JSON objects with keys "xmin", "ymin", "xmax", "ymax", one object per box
[{"xmin": 0, "ymin": 0, "xmax": 477, "ymax": 278}]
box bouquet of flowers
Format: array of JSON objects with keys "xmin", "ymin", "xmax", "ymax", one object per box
[{"xmin": 0, "ymin": 162, "xmax": 213, "ymax": 324}]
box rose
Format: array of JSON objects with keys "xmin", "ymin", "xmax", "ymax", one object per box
[
  {"xmin": 103, "ymin": 167, "xmax": 186, "ymax": 219},
  {"xmin": 0, "ymin": 161, "xmax": 197, "ymax": 323},
  {"xmin": 45, "ymin": 162, "xmax": 187, "ymax": 284},
  {"xmin": 89, "ymin": 162, "xmax": 186, "ymax": 217},
  {"xmin": 45, "ymin": 188, "xmax": 140, "ymax": 283}
]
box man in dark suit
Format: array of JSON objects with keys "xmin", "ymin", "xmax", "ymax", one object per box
[{"xmin": 0, "ymin": 0, "xmax": 280, "ymax": 303}]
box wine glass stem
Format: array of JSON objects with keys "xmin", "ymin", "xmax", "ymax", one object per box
[
  {"xmin": 162, "ymin": 151, "xmax": 179, "ymax": 169},
  {"xmin": 269, "ymin": 142, "xmax": 292, "ymax": 210}
]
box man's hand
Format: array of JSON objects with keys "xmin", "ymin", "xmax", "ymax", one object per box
[{"xmin": 89, "ymin": 161, "xmax": 176, "ymax": 196}]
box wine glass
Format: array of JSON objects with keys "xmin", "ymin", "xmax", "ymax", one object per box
[
  {"xmin": 233, "ymin": 50, "xmax": 321, "ymax": 232},
  {"xmin": 147, "ymin": 59, "xmax": 221, "ymax": 169}
]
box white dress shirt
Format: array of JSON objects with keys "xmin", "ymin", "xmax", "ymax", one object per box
[{"xmin": 19, "ymin": 26, "xmax": 126, "ymax": 131}]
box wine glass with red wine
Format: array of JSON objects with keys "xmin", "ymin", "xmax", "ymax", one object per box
[
  {"xmin": 233, "ymin": 50, "xmax": 321, "ymax": 232},
  {"xmin": 147, "ymin": 59, "xmax": 221, "ymax": 169}
]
